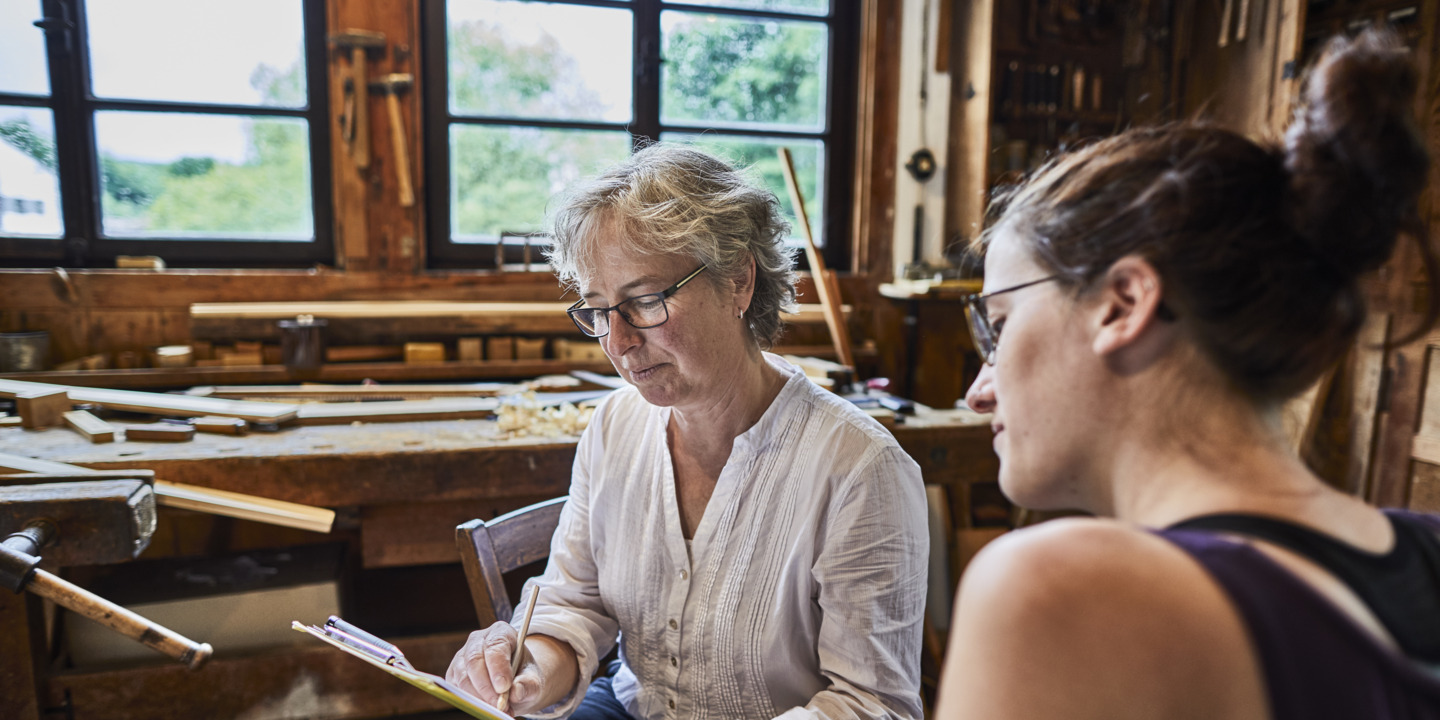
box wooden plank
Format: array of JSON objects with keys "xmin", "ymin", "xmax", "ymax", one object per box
[
  {"xmin": 192, "ymin": 417, "xmax": 249, "ymax": 435},
  {"xmin": 778, "ymin": 147, "xmax": 856, "ymax": 368},
  {"xmin": 0, "ymin": 453, "xmax": 333, "ymax": 533},
  {"xmin": 1412, "ymin": 461, "xmax": 1440, "ymax": 513},
  {"xmin": 293, "ymin": 398, "xmax": 501, "ymax": 425},
  {"xmin": 0, "ymin": 470, "xmax": 156, "ymax": 485},
  {"xmin": 325, "ymin": 345, "xmax": 404, "ymax": 362},
  {"xmin": 0, "ymin": 379, "xmax": 297, "ymax": 424},
  {"xmin": 124, "ymin": 424, "xmax": 196, "ymax": 443},
  {"xmin": 203, "ymin": 382, "xmax": 521, "ymax": 400},
  {"xmin": 153, "ymin": 481, "xmax": 334, "ymax": 534},
  {"xmin": 16, "ymin": 389, "xmax": 70, "ymax": 429},
  {"xmin": 64, "ymin": 410, "xmax": 116, "ymax": 443},
  {"xmin": 1343, "ymin": 313, "xmax": 1391, "ymax": 497}
]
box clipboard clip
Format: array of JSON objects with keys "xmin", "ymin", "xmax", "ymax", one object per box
[{"xmin": 322, "ymin": 615, "xmax": 413, "ymax": 670}]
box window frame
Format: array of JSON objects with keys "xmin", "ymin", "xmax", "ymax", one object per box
[
  {"xmin": 0, "ymin": 0, "xmax": 335, "ymax": 268},
  {"xmin": 420, "ymin": 0, "xmax": 859, "ymax": 271}
]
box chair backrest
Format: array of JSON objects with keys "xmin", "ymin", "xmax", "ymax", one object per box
[{"xmin": 455, "ymin": 497, "xmax": 567, "ymax": 626}]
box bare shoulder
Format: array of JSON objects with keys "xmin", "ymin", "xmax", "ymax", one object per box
[{"xmin": 937, "ymin": 518, "xmax": 1267, "ymax": 720}]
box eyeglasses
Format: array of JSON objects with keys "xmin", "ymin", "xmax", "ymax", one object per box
[
  {"xmin": 962, "ymin": 275, "xmax": 1059, "ymax": 365},
  {"xmin": 567, "ymin": 265, "xmax": 708, "ymax": 338}
]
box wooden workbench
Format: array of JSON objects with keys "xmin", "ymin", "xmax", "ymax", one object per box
[{"xmin": 0, "ymin": 409, "xmax": 997, "ymax": 719}]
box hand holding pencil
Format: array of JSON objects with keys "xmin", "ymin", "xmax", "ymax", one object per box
[
  {"xmin": 498, "ymin": 585, "xmax": 540, "ymax": 713},
  {"xmin": 445, "ymin": 585, "xmax": 553, "ymax": 717}
]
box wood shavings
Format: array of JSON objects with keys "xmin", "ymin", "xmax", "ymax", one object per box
[{"xmin": 496, "ymin": 392, "xmax": 594, "ymax": 438}]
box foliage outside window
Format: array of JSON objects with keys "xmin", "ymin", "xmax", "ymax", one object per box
[{"xmin": 425, "ymin": 0, "xmax": 856, "ymax": 269}]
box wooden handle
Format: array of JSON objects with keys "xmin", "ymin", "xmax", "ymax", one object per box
[
  {"xmin": 352, "ymin": 48, "xmax": 371, "ymax": 169},
  {"xmin": 28, "ymin": 567, "xmax": 213, "ymax": 670},
  {"xmin": 776, "ymin": 148, "xmax": 855, "ymax": 369},
  {"xmin": 386, "ymin": 93, "xmax": 414, "ymax": 207}
]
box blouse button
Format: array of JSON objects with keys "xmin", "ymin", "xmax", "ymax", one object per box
[
  {"xmin": 670, "ymin": 656, "xmax": 678, "ymax": 667},
  {"xmin": 669, "ymin": 699, "xmax": 676, "ymax": 710},
  {"xmin": 680, "ymin": 569, "xmax": 689, "ymax": 580},
  {"xmin": 668, "ymin": 618, "xmax": 678, "ymax": 630}
]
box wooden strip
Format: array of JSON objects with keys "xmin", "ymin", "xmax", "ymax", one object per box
[
  {"xmin": 777, "ymin": 147, "xmax": 856, "ymax": 368},
  {"xmin": 0, "ymin": 453, "xmax": 332, "ymax": 532},
  {"xmin": 1344, "ymin": 313, "xmax": 1390, "ymax": 497},
  {"xmin": 1413, "ymin": 434, "xmax": 1440, "ymax": 467},
  {"xmin": 293, "ymin": 398, "xmax": 501, "ymax": 425},
  {"xmin": 0, "ymin": 379, "xmax": 296, "ymax": 424},
  {"xmin": 123, "ymin": 424, "xmax": 195, "ymax": 443},
  {"xmin": 192, "ymin": 417, "xmax": 249, "ymax": 435},
  {"xmin": 202, "ymin": 382, "xmax": 521, "ymax": 399},
  {"xmin": 0, "ymin": 470, "xmax": 156, "ymax": 485},
  {"xmin": 153, "ymin": 481, "xmax": 334, "ymax": 534},
  {"xmin": 63, "ymin": 410, "xmax": 116, "ymax": 444}
]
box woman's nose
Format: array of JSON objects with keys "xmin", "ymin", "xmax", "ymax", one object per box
[
  {"xmin": 965, "ymin": 364, "xmax": 996, "ymax": 414},
  {"xmin": 602, "ymin": 313, "xmax": 642, "ymax": 356}
]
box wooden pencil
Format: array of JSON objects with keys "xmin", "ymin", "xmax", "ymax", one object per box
[{"xmin": 500, "ymin": 585, "xmax": 541, "ymax": 714}]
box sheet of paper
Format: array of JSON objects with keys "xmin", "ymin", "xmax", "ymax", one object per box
[{"xmin": 292, "ymin": 621, "xmax": 515, "ymax": 720}]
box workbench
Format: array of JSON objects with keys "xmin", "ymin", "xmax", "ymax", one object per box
[{"xmin": 0, "ymin": 408, "xmax": 997, "ymax": 719}]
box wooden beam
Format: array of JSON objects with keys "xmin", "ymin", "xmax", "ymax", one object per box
[
  {"xmin": 0, "ymin": 379, "xmax": 296, "ymax": 424},
  {"xmin": 123, "ymin": 424, "xmax": 196, "ymax": 443},
  {"xmin": 293, "ymin": 398, "xmax": 500, "ymax": 425},
  {"xmin": 64, "ymin": 410, "xmax": 117, "ymax": 444}
]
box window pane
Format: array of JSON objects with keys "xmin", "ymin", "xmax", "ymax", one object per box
[
  {"xmin": 662, "ymin": 12, "xmax": 828, "ymax": 132},
  {"xmin": 664, "ymin": 133, "xmax": 824, "ymax": 246},
  {"xmin": 87, "ymin": 0, "xmax": 306, "ymax": 107},
  {"xmin": 0, "ymin": 106, "xmax": 62, "ymax": 237},
  {"xmin": 679, "ymin": 0, "xmax": 830, "ymax": 17},
  {"xmin": 451, "ymin": 124, "xmax": 631, "ymax": 242},
  {"xmin": 1, "ymin": 0, "xmax": 49, "ymax": 96},
  {"xmin": 449, "ymin": 0, "xmax": 632, "ymax": 123},
  {"xmin": 95, "ymin": 112, "xmax": 313, "ymax": 240}
]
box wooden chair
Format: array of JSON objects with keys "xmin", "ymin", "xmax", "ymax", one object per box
[{"xmin": 455, "ymin": 497, "xmax": 567, "ymax": 627}]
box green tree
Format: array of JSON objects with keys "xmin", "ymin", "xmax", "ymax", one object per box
[{"xmin": 0, "ymin": 119, "xmax": 57, "ymax": 170}]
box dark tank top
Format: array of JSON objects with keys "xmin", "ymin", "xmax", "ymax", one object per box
[{"xmin": 1156, "ymin": 509, "xmax": 1440, "ymax": 719}]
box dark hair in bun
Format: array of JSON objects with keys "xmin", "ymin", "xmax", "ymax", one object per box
[{"xmin": 983, "ymin": 27, "xmax": 1432, "ymax": 403}]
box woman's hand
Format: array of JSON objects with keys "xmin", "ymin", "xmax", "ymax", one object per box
[
  {"xmin": 446, "ymin": 622, "xmax": 544, "ymax": 714},
  {"xmin": 445, "ymin": 622, "xmax": 580, "ymax": 716}
]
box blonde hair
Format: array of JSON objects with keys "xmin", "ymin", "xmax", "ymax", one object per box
[{"xmin": 548, "ymin": 144, "xmax": 797, "ymax": 349}]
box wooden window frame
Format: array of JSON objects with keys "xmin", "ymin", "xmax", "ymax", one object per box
[
  {"xmin": 0, "ymin": 0, "xmax": 335, "ymax": 268},
  {"xmin": 420, "ymin": 0, "xmax": 860, "ymax": 271}
]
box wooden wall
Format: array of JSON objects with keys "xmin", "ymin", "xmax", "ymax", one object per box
[{"xmin": 0, "ymin": 0, "xmax": 905, "ymax": 370}]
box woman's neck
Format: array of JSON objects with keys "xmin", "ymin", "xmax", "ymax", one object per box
[
  {"xmin": 669, "ymin": 349, "xmax": 787, "ymax": 460},
  {"xmin": 1094, "ymin": 379, "xmax": 1327, "ymax": 527}
]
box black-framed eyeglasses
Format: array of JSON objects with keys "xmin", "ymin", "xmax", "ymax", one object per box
[
  {"xmin": 567, "ymin": 265, "xmax": 708, "ymax": 338},
  {"xmin": 962, "ymin": 275, "xmax": 1060, "ymax": 365}
]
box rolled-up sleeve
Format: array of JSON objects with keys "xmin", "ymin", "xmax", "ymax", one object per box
[
  {"xmin": 781, "ymin": 446, "xmax": 929, "ymax": 720},
  {"xmin": 512, "ymin": 412, "xmax": 621, "ymax": 719}
]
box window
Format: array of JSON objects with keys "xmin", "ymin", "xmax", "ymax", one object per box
[
  {"xmin": 0, "ymin": 0, "xmax": 332, "ymax": 267},
  {"xmin": 422, "ymin": 0, "xmax": 858, "ymax": 269}
]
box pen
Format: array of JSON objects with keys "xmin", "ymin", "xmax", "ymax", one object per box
[{"xmin": 500, "ymin": 585, "xmax": 541, "ymax": 714}]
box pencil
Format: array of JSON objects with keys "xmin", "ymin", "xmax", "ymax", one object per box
[{"xmin": 500, "ymin": 585, "xmax": 541, "ymax": 714}]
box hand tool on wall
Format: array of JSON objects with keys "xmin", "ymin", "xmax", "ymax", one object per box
[
  {"xmin": 371, "ymin": 73, "xmax": 415, "ymax": 207},
  {"xmin": 329, "ymin": 30, "xmax": 386, "ymax": 169},
  {"xmin": 0, "ymin": 478, "xmax": 213, "ymax": 669},
  {"xmin": 777, "ymin": 147, "xmax": 856, "ymax": 370}
]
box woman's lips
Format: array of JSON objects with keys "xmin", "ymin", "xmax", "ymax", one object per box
[{"xmin": 629, "ymin": 363, "xmax": 664, "ymax": 382}]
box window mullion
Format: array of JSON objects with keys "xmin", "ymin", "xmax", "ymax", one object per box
[{"xmin": 632, "ymin": 0, "xmax": 661, "ymax": 147}]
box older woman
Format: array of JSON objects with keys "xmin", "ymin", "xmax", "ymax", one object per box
[
  {"xmin": 937, "ymin": 30, "xmax": 1440, "ymax": 720},
  {"xmin": 447, "ymin": 144, "xmax": 928, "ymax": 720}
]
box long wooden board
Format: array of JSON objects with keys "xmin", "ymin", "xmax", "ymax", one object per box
[
  {"xmin": 0, "ymin": 452, "xmax": 332, "ymax": 533},
  {"xmin": 0, "ymin": 379, "xmax": 297, "ymax": 424}
]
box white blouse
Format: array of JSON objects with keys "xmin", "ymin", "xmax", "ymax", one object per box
[{"xmin": 518, "ymin": 355, "xmax": 928, "ymax": 720}]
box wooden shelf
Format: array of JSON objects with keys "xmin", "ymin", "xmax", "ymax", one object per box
[{"xmin": 0, "ymin": 345, "xmax": 876, "ymax": 390}]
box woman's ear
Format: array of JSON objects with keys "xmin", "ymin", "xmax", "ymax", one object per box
[
  {"xmin": 1091, "ymin": 255, "xmax": 1169, "ymax": 359},
  {"xmin": 735, "ymin": 254, "xmax": 758, "ymax": 313}
]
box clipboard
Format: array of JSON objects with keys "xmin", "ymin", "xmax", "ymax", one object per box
[{"xmin": 292, "ymin": 616, "xmax": 516, "ymax": 720}]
